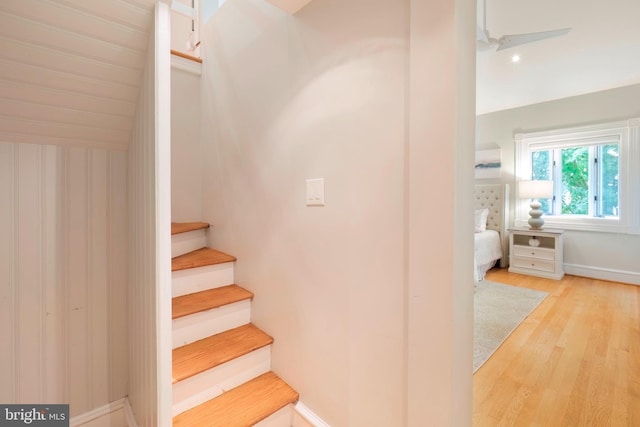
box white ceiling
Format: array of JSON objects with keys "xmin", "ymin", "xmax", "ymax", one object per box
[
  {"xmin": 0, "ymin": 0, "xmax": 157, "ymax": 150},
  {"xmin": 476, "ymin": 0, "xmax": 640, "ymax": 115},
  {"xmin": 3, "ymin": 0, "xmax": 637, "ymax": 144}
]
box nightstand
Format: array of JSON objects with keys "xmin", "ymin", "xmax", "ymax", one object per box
[{"xmin": 508, "ymin": 227, "xmax": 564, "ymax": 280}]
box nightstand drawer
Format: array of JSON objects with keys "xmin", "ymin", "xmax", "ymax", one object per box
[
  {"xmin": 512, "ymin": 245, "xmax": 555, "ymax": 260},
  {"xmin": 511, "ymin": 256, "xmax": 555, "ymax": 273}
]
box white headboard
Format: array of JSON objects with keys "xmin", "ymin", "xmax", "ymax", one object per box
[{"xmin": 474, "ymin": 184, "xmax": 510, "ymax": 267}]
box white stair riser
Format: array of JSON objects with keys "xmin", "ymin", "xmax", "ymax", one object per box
[
  {"xmin": 254, "ymin": 405, "xmax": 295, "ymax": 427},
  {"xmin": 172, "ymin": 301, "xmax": 252, "ymax": 349},
  {"xmin": 172, "ymin": 262, "xmax": 235, "ymax": 297},
  {"xmin": 172, "ymin": 346, "xmax": 271, "ymax": 416},
  {"xmin": 171, "ymin": 229, "xmax": 207, "ymax": 257}
]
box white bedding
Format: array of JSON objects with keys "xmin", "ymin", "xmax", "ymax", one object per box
[{"xmin": 474, "ymin": 229, "xmax": 502, "ymax": 281}]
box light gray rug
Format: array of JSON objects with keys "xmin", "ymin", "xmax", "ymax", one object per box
[{"xmin": 474, "ymin": 280, "xmax": 548, "ymax": 373}]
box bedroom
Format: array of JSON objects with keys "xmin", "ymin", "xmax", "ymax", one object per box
[
  {"xmin": 475, "ymin": 0, "xmax": 640, "ymax": 284},
  {"xmin": 475, "ymin": 85, "xmax": 640, "ymax": 283},
  {"xmin": 475, "ymin": 85, "xmax": 640, "ymax": 284},
  {"xmin": 473, "ymin": 0, "xmax": 640, "ymax": 424}
]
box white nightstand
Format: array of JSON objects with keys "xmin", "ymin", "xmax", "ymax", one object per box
[{"xmin": 508, "ymin": 227, "xmax": 564, "ymax": 280}]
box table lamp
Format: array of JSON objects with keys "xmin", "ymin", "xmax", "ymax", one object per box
[{"xmin": 519, "ymin": 180, "xmax": 553, "ymax": 230}]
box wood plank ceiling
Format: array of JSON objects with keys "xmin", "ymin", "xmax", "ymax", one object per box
[{"xmin": 0, "ymin": 0, "xmax": 159, "ymax": 150}]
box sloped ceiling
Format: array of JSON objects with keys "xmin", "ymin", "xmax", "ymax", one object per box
[
  {"xmin": 0, "ymin": 0, "xmax": 158, "ymax": 150},
  {"xmin": 7, "ymin": 0, "xmax": 632, "ymax": 146},
  {"xmin": 477, "ymin": 0, "xmax": 640, "ymax": 114}
]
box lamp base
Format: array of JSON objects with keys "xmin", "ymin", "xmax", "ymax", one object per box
[{"xmin": 528, "ymin": 199, "xmax": 544, "ymax": 230}]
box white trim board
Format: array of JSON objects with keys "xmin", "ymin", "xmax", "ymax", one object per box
[
  {"xmin": 293, "ymin": 401, "xmax": 331, "ymax": 427},
  {"xmin": 564, "ymin": 263, "xmax": 640, "ymax": 286},
  {"xmin": 69, "ymin": 397, "xmax": 138, "ymax": 427},
  {"xmin": 70, "ymin": 398, "xmax": 126, "ymax": 427}
]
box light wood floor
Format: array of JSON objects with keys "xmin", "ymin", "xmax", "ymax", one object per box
[{"xmin": 474, "ymin": 269, "xmax": 640, "ymax": 427}]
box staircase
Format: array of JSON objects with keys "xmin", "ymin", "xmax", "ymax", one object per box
[{"xmin": 171, "ymin": 222, "xmax": 299, "ymax": 426}]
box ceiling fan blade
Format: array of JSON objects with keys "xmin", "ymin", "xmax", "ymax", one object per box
[{"xmin": 496, "ymin": 28, "xmax": 571, "ymax": 51}]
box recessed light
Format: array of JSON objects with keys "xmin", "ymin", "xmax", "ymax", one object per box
[{"xmin": 511, "ymin": 54, "xmax": 521, "ymax": 63}]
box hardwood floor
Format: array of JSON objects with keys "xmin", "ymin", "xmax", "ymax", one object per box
[{"xmin": 474, "ymin": 269, "xmax": 640, "ymax": 427}]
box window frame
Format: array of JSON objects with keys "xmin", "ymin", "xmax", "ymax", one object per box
[
  {"xmin": 538, "ymin": 143, "xmax": 617, "ymax": 217},
  {"xmin": 515, "ymin": 118, "xmax": 640, "ymax": 234}
]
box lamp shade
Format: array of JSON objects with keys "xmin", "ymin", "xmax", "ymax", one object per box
[{"xmin": 518, "ymin": 180, "xmax": 553, "ymax": 199}]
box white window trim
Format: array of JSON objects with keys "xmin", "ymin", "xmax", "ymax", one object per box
[{"xmin": 515, "ymin": 118, "xmax": 640, "ymax": 234}]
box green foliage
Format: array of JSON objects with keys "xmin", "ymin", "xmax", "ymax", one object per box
[
  {"xmin": 531, "ymin": 144, "xmax": 619, "ymax": 218},
  {"xmin": 531, "ymin": 151, "xmax": 551, "ymax": 213},
  {"xmin": 600, "ymin": 144, "xmax": 619, "ymax": 216},
  {"xmin": 561, "ymin": 147, "xmax": 589, "ymax": 214}
]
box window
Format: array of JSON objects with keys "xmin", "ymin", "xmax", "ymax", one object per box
[
  {"xmin": 531, "ymin": 143, "xmax": 619, "ymax": 217},
  {"xmin": 515, "ymin": 119, "xmax": 640, "ymax": 234}
]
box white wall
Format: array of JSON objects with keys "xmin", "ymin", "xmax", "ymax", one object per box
[
  {"xmin": 200, "ymin": 2, "xmax": 405, "ymax": 424},
  {"xmin": 196, "ymin": 0, "xmax": 475, "ymax": 425},
  {"xmin": 0, "ymin": 142, "xmax": 128, "ymax": 416},
  {"xmin": 476, "ymin": 83, "xmax": 640, "ymax": 284},
  {"xmin": 171, "ymin": 67, "xmax": 203, "ymax": 221},
  {"xmin": 407, "ymin": 0, "xmax": 476, "ymax": 425},
  {"xmin": 127, "ymin": 3, "xmax": 172, "ymax": 426}
]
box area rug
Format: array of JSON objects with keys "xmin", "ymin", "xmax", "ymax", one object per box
[{"xmin": 474, "ymin": 280, "xmax": 548, "ymax": 373}]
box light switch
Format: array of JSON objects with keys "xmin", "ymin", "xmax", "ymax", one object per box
[{"xmin": 306, "ymin": 178, "xmax": 325, "ymax": 206}]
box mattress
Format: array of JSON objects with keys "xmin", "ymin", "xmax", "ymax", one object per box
[{"xmin": 474, "ymin": 229, "xmax": 502, "ymax": 281}]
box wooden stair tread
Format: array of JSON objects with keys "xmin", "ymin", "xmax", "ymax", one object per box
[
  {"xmin": 172, "ymin": 324, "xmax": 273, "ymax": 383},
  {"xmin": 172, "ymin": 285, "xmax": 254, "ymax": 320},
  {"xmin": 172, "ymin": 371, "xmax": 299, "ymax": 427},
  {"xmin": 172, "ymin": 247, "xmax": 236, "ymax": 271},
  {"xmin": 171, "ymin": 221, "xmax": 210, "ymax": 235},
  {"xmin": 170, "ymin": 49, "xmax": 203, "ymax": 64}
]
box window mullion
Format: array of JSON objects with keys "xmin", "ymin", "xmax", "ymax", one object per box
[
  {"xmin": 552, "ymin": 149, "xmax": 561, "ymax": 215},
  {"xmin": 589, "ymin": 146, "xmax": 597, "ymax": 217}
]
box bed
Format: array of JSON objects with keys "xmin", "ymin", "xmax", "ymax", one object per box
[{"xmin": 474, "ymin": 184, "xmax": 509, "ymax": 281}]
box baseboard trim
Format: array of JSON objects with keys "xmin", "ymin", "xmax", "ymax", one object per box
[
  {"xmin": 564, "ymin": 263, "xmax": 640, "ymax": 285},
  {"xmin": 69, "ymin": 397, "xmax": 320, "ymax": 426},
  {"xmin": 294, "ymin": 401, "xmax": 330, "ymax": 427},
  {"xmin": 69, "ymin": 397, "xmax": 138, "ymax": 427},
  {"xmin": 69, "ymin": 398, "xmax": 125, "ymax": 426}
]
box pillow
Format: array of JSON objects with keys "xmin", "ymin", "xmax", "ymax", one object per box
[{"xmin": 474, "ymin": 208, "xmax": 489, "ymax": 233}]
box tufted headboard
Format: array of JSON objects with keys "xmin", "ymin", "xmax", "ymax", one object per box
[{"xmin": 474, "ymin": 184, "xmax": 510, "ymax": 267}]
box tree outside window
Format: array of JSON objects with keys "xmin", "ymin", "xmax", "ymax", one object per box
[{"xmin": 531, "ymin": 144, "xmax": 619, "ymax": 218}]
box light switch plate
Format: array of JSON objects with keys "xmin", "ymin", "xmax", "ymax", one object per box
[{"xmin": 306, "ymin": 178, "xmax": 325, "ymax": 206}]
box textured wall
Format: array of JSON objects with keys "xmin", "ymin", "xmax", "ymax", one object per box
[
  {"xmin": 127, "ymin": 2, "xmax": 172, "ymax": 426},
  {"xmin": 0, "ymin": 142, "xmax": 128, "ymax": 416}
]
